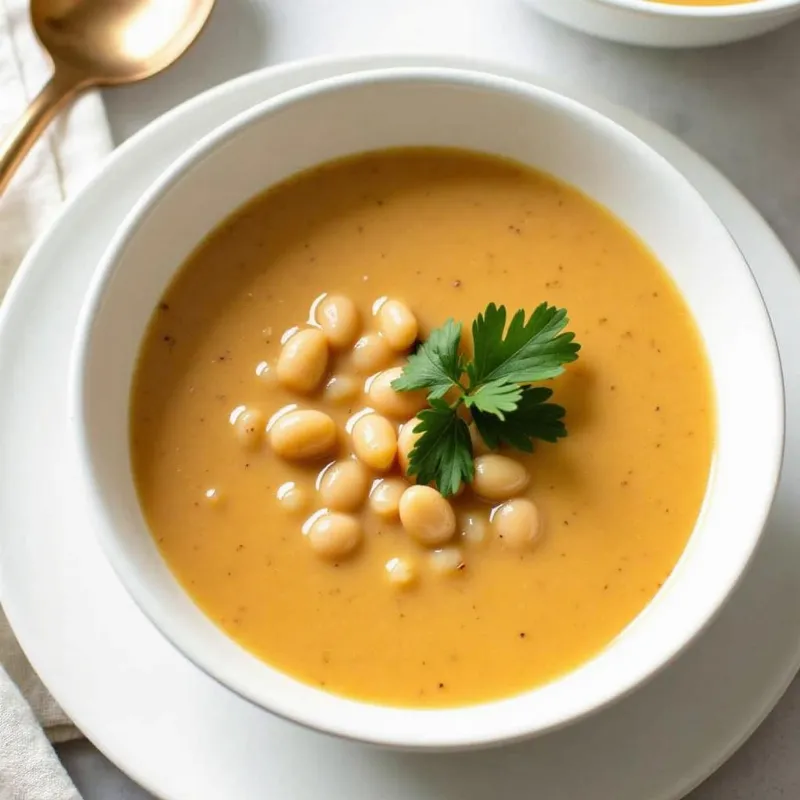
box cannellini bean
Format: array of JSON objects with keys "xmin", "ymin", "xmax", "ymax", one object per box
[
  {"xmin": 269, "ymin": 409, "xmax": 337, "ymax": 461},
  {"xmin": 377, "ymin": 299, "xmax": 418, "ymax": 351},
  {"xmin": 318, "ymin": 459, "xmax": 371, "ymax": 512},
  {"xmin": 351, "ymin": 413, "xmax": 397, "ymax": 471},
  {"xmin": 276, "ymin": 328, "xmax": 329, "ymax": 393},
  {"xmin": 472, "ymin": 454, "xmax": 529, "ymax": 501},
  {"xmin": 385, "ymin": 556, "xmax": 416, "ymax": 587},
  {"xmin": 429, "ymin": 546, "xmax": 465, "ymax": 575},
  {"xmin": 350, "ymin": 333, "xmax": 394, "ymax": 375},
  {"xmin": 306, "ymin": 512, "xmax": 362, "ymax": 560},
  {"xmin": 233, "ymin": 408, "xmax": 265, "ymax": 450},
  {"xmin": 399, "ymin": 485, "xmax": 456, "ymax": 547},
  {"xmin": 368, "ymin": 477, "xmax": 408, "ymax": 519},
  {"xmin": 255, "ymin": 360, "xmax": 276, "ymax": 386},
  {"xmin": 323, "ymin": 374, "xmax": 361, "ymax": 405},
  {"xmin": 397, "ymin": 416, "xmax": 422, "ymax": 476},
  {"xmin": 276, "ymin": 482, "xmax": 311, "ymax": 514},
  {"xmin": 469, "ymin": 423, "xmax": 491, "ymax": 456},
  {"xmin": 493, "ymin": 498, "xmax": 541, "ymax": 551},
  {"xmin": 459, "ymin": 512, "xmax": 488, "ymax": 545},
  {"xmin": 366, "ymin": 367, "xmax": 427, "ymax": 419},
  {"xmin": 203, "ymin": 487, "xmax": 223, "ymax": 507},
  {"xmin": 316, "ymin": 294, "xmax": 361, "ymax": 349}
]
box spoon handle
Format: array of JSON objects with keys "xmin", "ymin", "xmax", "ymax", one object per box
[{"xmin": 0, "ymin": 69, "xmax": 84, "ymax": 196}]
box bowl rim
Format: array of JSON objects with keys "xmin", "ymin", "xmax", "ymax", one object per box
[
  {"xmin": 588, "ymin": 0, "xmax": 800, "ymax": 18},
  {"xmin": 70, "ymin": 65, "xmax": 785, "ymax": 750}
]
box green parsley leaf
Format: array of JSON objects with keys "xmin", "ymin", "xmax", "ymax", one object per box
[
  {"xmin": 472, "ymin": 386, "xmax": 566, "ymax": 453},
  {"xmin": 467, "ymin": 302, "xmax": 580, "ymax": 387},
  {"xmin": 405, "ymin": 400, "xmax": 474, "ymax": 497},
  {"xmin": 393, "ymin": 302, "xmax": 580, "ymax": 495},
  {"xmin": 462, "ymin": 379, "xmax": 522, "ymax": 420},
  {"xmin": 390, "ymin": 319, "xmax": 463, "ymax": 400}
]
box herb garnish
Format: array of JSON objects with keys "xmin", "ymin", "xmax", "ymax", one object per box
[{"xmin": 392, "ymin": 303, "xmax": 580, "ymax": 496}]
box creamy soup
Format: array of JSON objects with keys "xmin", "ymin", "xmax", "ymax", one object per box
[{"xmin": 131, "ymin": 149, "xmax": 713, "ymax": 707}]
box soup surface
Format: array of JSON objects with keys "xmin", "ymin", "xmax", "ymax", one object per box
[{"xmin": 131, "ymin": 148, "xmax": 713, "ymax": 707}]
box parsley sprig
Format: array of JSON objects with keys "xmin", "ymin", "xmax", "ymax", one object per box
[{"xmin": 392, "ymin": 303, "xmax": 580, "ymax": 496}]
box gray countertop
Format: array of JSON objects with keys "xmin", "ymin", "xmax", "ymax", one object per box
[{"xmin": 56, "ymin": 0, "xmax": 800, "ymax": 796}]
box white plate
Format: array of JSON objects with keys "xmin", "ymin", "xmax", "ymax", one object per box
[{"xmin": 0, "ymin": 54, "xmax": 798, "ymax": 800}]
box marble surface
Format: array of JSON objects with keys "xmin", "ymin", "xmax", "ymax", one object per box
[{"xmin": 54, "ymin": 0, "xmax": 800, "ymax": 796}]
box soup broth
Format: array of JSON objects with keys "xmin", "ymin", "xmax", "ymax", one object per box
[{"xmin": 131, "ymin": 149, "xmax": 714, "ymax": 707}]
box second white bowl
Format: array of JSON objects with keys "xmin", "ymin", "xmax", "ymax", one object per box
[{"xmin": 523, "ymin": 0, "xmax": 800, "ymax": 47}]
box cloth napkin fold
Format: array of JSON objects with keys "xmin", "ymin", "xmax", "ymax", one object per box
[
  {"xmin": 1, "ymin": 0, "xmax": 113, "ymax": 797},
  {"xmin": 0, "ymin": 0, "xmax": 112, "ymax": 292}
]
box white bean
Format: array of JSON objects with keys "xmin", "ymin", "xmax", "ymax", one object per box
[
  {"xmin": 459, "ymin": 512, "xmax": 489, "ymax": 545},
  {"xmin": 429, "ymin": 547, "xmax": 465, "ymax": 575},
  {"xmin": 397, "ymin": 416, "xmax": 423, "ymax": 476},
  {"xmin": 351, "ymin": 413, "xmax": 397, "ymax": 471},
  {"xmin": 368, "ymin": 477, "xmax": 409, "ymax": 520},
  {"xmin": 269, "ymin": 409, "xmax": 337, "ymax": 461},
  {"xmin": 323, "ymin": 374, "xmax": 361, "ymax": 405},
  {"xmin": 306, "ymin": 512, "xmax": 362, "ymax": 560},
  {"xmin": 377, "ymin": 299, "xmax": 418, "ymax": 351},
  {"xmin": 472, "ymin": 454, "xmax": 529, "ymax": 501},
  {"xmin": 318, "ymin": 459, "xmax": 371, "ymax": 512},
  {"xmin": 316, "ymin": 294, "xmax": 361, "ymax": 349},
  {"xmin": 366, "ymin": 367, "xmax": 427, "ymax": 419},
  {"xmin": 255, "ymin": 360, "xmax": 276, "ymax": 386},
  {"xmin": 233, "ymin": 408, "xmax": 265, "ymax": 450},
  {"xmin": 385, "ymin": 557, "xmax": 416, "ymax": 588},
  {"xmin": 493, "ymin": 498, "xmax": 541, "ymax": 551},
  {"xmin": 399, "ymin": 485, "xmax": 456, "ymax": 547},
  {"xmin": 203, "ymin": 487, "xmax": 223, "ymax": 507},
  {"xmin": 276, "ymin": 328, "xmax": 329, "ymax": 393},
  {"xmin": 350, "ymin": 333, "xmax": 394, "ymax": 375},
  {"xmin": 276, "ymin": 482, "xmax": 311, "ymax": 514}
]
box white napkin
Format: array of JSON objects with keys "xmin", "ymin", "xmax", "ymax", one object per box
[
  {"xmin": 0, "ymin": 0, "xmax": 112, "ymax": 293},
  {"xmin": 0, "ymin": 0, "xmax": 113, "ymax": 796}
]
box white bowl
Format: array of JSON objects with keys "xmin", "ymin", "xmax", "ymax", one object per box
[
  {"xmin": 71, "ymin": 67, "xmax": 784, "ymax": 750},
  {"xmin": 523, "ymin": 0, "xmax": 800, "ymax": 47}
]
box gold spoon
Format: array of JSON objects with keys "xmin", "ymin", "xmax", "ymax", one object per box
[{"xmin": 0, "ymin": 0, "xmax": 216, "ymax": 195}]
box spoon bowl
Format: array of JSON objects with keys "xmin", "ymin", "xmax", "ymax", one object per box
[
  {"xmin": 31, "ymin": 0, "xmax": 216, "ymax": 85},
  {"xmin": 0, "ymin": 0, "xmax": 216, "ymax": 194}
]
